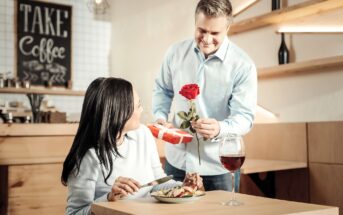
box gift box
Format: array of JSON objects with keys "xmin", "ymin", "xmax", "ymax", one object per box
[{"xmin": 147, "ymin": 124, "xmax": 193, "ymax": 144}]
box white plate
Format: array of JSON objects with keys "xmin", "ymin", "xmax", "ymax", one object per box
[{"xmin": 151, "ymin": 193, "xmax": 205, "ymax": 204}]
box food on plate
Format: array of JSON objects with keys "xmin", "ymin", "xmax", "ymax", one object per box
[
  {"xmin": 151, "ymin": 173, "xmax": 204, "ymax": 198},
  {"xmin": 151, "ymin": 185, "xmax": 204, "ymax": 198},
  {"xmin": 183, "ymin": 172, "xmax": 201, "ymax": 189}
]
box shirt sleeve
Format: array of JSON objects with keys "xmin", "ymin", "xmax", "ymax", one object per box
[
  {"xmin": 66, "ymin": 150, "xmax": 107, "ymax": 215},
  {"xmin": 217, "ymin": 63, "xmax": 257, "ymax": 138},
  {"xmin": 152, "ymin": 45, "xmax": 175, "ymax": 121}
]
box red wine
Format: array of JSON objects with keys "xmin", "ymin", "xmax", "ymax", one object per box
[{"xmin": 220, "ymin": 155, "xmax": 245, "ymax": 172}]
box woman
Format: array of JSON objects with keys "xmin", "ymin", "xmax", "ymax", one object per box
[{"xmin": 61, "ymin": 77, "xmax": 202, "ymax": 215}]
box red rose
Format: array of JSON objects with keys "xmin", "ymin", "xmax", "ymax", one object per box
[
  {"xmin": 178, "ymin": 83, "xmax": 201, "ymax": 165},
  {"xmin": 179, "ymin": 84, "xmax": 200, "ymax": 100}
]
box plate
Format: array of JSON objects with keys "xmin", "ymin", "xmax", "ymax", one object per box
[{"xmin": 151, "ymin": 192, "xmax": 205, "ymax": 204}]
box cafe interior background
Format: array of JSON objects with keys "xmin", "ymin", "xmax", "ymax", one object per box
[{"xmin": 0, "ymin": 0, "xmax": 342, "ymax": 214}]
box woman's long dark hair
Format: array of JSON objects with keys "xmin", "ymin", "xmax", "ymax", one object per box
[{"xmin": 61, "ymin": 77, "xmax": 134, "ymax": 186}]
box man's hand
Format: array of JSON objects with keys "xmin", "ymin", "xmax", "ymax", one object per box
[
  {"xmin": 191, "ymin": 118, "xmax": 220, "ymax": 139},
  {"xmin": 107, "ymin": 177, "xmax": 140, "ymax": 201},
  {"xmin": 156, "ymin": 118, "xmax": 173, "ymax": 128}
]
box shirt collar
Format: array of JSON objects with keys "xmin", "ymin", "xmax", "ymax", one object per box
[{"xmin": 193, "ymin": 36, "xmax": 230, "ymax": 61}]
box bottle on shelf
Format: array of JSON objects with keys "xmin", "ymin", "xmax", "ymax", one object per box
[
  {"xmin": 278, "ymin": 33, "xmax": 290, "ymax": 65},
  {"xmin": 272, "ymin": 0, "xmax": 281, "ymax": 11}
]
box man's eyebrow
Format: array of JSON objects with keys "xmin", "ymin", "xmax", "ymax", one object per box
[{"xmin": 197, "ymin": 27, "xmax": 219, "ymax": 34}]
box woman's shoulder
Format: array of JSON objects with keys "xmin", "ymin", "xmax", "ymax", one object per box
[
  {"xmin": 127, "ymin": 124, "xmax": 150, "ymax": 137},
  {"xmin": 126, "ymin": 124, "xmax": 155, "ymax": 142},
  {"xmin": 81, "ymin": 148, "xmax": 101, "ymax": 166}
]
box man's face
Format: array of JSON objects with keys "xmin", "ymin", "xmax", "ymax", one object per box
[{"xmin": 195, "ymin": 12, "xmax": 230, "ymax": 58}]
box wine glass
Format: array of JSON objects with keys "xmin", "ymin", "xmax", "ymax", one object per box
[{"xmin": 219, "ymin": 134, "xmax": 245, "ymax": 206}]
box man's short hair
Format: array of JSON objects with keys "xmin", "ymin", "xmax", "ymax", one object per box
[{"xmin": 195, "ymin": 0, "xmax": 232, "ymax": 19}]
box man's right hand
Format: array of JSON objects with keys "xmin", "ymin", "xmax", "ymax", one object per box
[{"xmin": 156, "ymin": 119, "xmax": 173, "ymax": 128}]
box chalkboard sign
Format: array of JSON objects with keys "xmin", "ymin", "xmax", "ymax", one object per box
[{"xmin": 17, "ymin": 0, "xmax": 72, "ymax": 86}]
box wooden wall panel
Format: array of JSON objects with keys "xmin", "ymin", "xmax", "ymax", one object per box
[
  {"xmin": 308, "ymin": 122, "xmax": 343, "ymax": 164},
  {"xmin": 244, "ymin": 123, "xmax": 307, "ymax": 162},
  {"xmin": 309, "ymin": 163, "xmax": 343, "ymax": 215},
  {"xmin": 240, "ymin": 174, "xmax": 265, "ymax": 197},
  {"xmin": 155, "ymin": 123, "xmax": 308, "ymax": 162},
  {"xmin": 0, "ymin": 124, "xmax": 78, "ymax": 136},
  {"xmin": 0, "ymin": 136, "xmax": 73, "ymax": 165},
  {"xmin": 275, "ymin": 169, "xmax": 309, "ymax": 203},
  {"xmin": 0, "ymin": 166, "xmax": 8, "ymax": 215},
  {"xmin": 8, "ymin": 164, "xmax": 67, "ymax": 215},
  {"xmin": 155, "ymin": 139, "xmax": 166, "ymax": 167}
]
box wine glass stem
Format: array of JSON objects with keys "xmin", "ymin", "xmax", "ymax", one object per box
[{"xmin": 231, "ymin": 172, "xmax": 235, "ymax": 201}]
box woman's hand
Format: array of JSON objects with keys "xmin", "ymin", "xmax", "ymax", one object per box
[
  {"xmin": 107, "ymin": 177, "xmax": 140, "ymax": 201},
  {"xmin": 183, "ymin": 172, "xmax": 204, "ymax": 191}
]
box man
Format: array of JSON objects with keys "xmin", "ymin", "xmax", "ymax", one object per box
[{"xmin": 152, "ymin": 0, "xmax": 257, "ymax": 191}]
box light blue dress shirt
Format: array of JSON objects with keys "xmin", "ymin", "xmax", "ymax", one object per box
[{"xmin": 152, "ymin": 37, "xmax": 257, "ymax": 175}]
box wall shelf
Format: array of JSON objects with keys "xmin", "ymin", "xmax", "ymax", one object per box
[
  {"xmin": 0, "ymin": 88, "xmax": 85, "ymax": 122},
  {"xmin": 0, "ymin": 87, "xmax": 85, "ymax": 96},
  {"xmin": 258, "ymin": 55, "xmax": 343, "ymax": 79},
  {"xmin": 229, "ymin": 0, "xmax": 343, "ymax": 35},
  {"xmin": 232, "ymin": 0, "xmax": 260, "ymax": 17}
]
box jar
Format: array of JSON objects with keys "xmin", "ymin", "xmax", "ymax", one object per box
[
  {"xmin": 22, "ymin": 80, "xmax": 31, "ymax": 88},
  {"xmin": 7, "ymin": 112, "xmax": 13, "ymax": 124},
  {"xmin": 0, "ymin": 77, "xmax": 4, "ymax": 88}
]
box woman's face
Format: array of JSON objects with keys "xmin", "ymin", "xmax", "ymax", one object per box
[{"xmin": 123, "ymin": 90, "xmax": 143, "ymax": 132}]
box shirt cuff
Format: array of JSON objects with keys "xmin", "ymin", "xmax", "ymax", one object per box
[
  {"xmin": 154, "ymin": 112, "xmax": 168, "ymax": 122},
  {"xmin": 215, "ymin": 121, "xmax": 230, "ymax": 140}
]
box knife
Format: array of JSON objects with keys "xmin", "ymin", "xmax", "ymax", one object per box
[{"xmin": 141, "ymin": 175, "xmax": 173, "ymax": 188}]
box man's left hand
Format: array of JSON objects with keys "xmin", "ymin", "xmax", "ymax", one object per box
[{"xmin": 191, "ymin": 118, "xmax": 220, "ymax": 139}]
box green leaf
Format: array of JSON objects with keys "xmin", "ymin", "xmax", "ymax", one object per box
[
  {"xmin": 177, "ymin": 111, "xmax": 188, "ymax": 120},
  {"xmin": 189, "ymin": 126, "xmax": 196, "ymax": 133},
  {"xmin": 187, "ymin": 111, "xmax": 193, "ymax": 121},
  {"xmin": 180, "ymin": 120, "xmax": 190, "ymax": 129},
  {"xmin": 194, "ymin": 115, "xmax": 200, "ymax": 121}
]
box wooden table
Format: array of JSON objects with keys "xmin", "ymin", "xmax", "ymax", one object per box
[
  {"xmin": 91, "ymin": 191, "xmax": 338, "ymax": 215},
  {"xmin": 241, "ymin": 159, "xmax": 307, "ymax": 174}
]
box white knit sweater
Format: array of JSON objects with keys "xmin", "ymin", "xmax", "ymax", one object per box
[{"xmin": 66, "ymin": 124, "xmax": 181, "ymax": 215}]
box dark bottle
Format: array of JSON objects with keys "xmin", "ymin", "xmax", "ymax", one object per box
[
  {"xmin": 272, "ymin": 0, "xmax": 281, "ymax": 11},
  {"xmin": 278, "ymin": 33, "xmax": 289, "ymax": 65}
]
